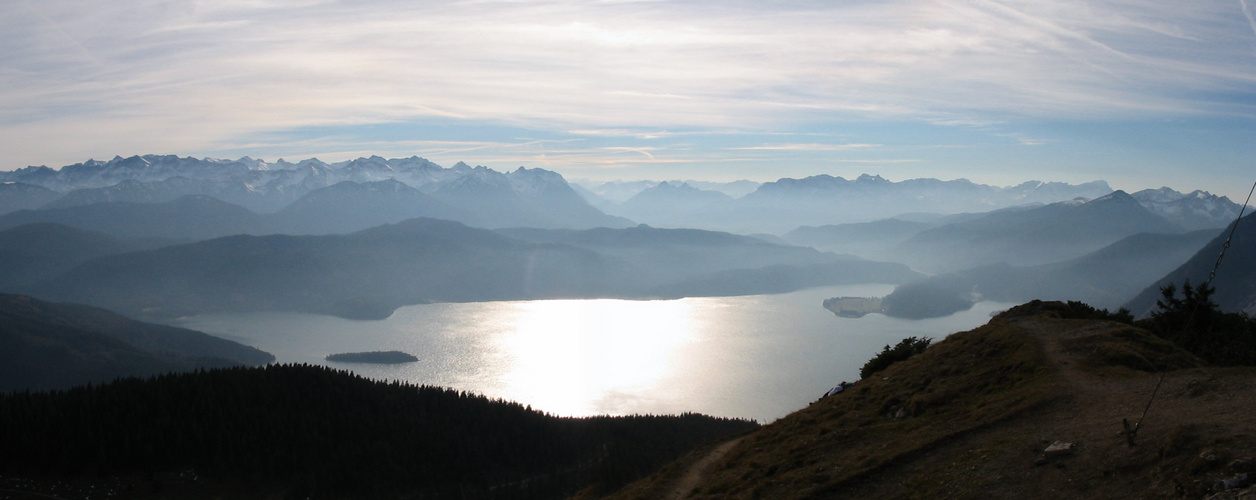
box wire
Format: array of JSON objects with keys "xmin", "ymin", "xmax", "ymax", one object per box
[{"xmin": 1206, "ymin": 177, "xmax": 1256, "ymax": 286}]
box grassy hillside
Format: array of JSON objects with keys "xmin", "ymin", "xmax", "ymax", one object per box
[{"xmin": 601, "ymin": 301, "xmax": 1256, "ymax": 499}]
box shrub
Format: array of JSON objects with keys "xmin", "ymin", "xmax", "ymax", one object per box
[
  {"xmin": 1139, "ymin": 280, "xmax": 1256, "ymax": 366},
  {"xmin": 860, "ymin": 336, "xmax": 933, "ymax": 379},
  {"xmin": 1059, "ymin": 301, "xmax": 1134, "ymax": 324}
]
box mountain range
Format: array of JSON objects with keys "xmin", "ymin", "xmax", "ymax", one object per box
[
  {"xmin": 584, "ymin": 175, "xmax": 1240, "ymax": 235},
  {"xmin": 3, "ymin": 153, "xmax": 1251, "ymax": 326},
  {"xmin": 0, "ymin": 155, "xmax": 630, "ymax": 231},
  {"xmin": 889, "ymin": 191, "xmax": 1187, "ymax": 273},
  {"xmin": 5, "ymin": 155, "xmax": 1240, "ymax": 240},
  {"xmin": 583, "ymin": 174, "xmax": 1118, "ymax": 233},
  {"xmin": 0, "ymin": 179, "xmax": 631, "ymax": 240}
]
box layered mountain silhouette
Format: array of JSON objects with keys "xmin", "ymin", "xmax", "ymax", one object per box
[
  {"xmin": 498, "ymin": 225, "xmax": 921, "ymax": 296},
  {"xmin": 430, "ymin": 165, "xmax": 631, "ymax": 229},
  {"xmin": 1124, "ymin": 212, "xmax": 1256, "ymax": 317},
  {"xmin": 0, "ymin": 293, "xmax": 273, "ymax": 392},
  {"xmin": 590, "ymin": 175, "xmax": 1116, "ymax": 234},
  {"xmin": 0, "ymin": 223, "xmax": 173, "ymax": 289},
  {"xmin": 20, "ymin": 219, "xmax": 921, "ymax": 320},
  {"xmin": 879, "ymin": 229, "xmax": 1218, "ymax": 318},
  {"xmin": 270, "ymin": 179, "xmax": 467, "ymax": 235},
  {"xmin": 0, "ymin": 182, "xmax": 59, "ymax": 214},
  {"xmin": 782, "ymin": 218, "xmax": 933, "ymax": 260},
  {"xmin": 4, "ymin": 153, "xmax": 1244, "ymax": 327},
  {"xmin": 0, "ymin": 195, "xmax": 272, "ymax": 240},
  {"xmin": 0, "ymin": 180, "xmax": 627, "ymax": 241},
  {"xmin": 609, "ymin": 182, "xmax": 735, "ymax": 228},
  {"xmin": 889, "ymin": 191, "xmax": 1185, "ymax": 273}
]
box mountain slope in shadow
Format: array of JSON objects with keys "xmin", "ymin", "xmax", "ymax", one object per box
[
  {"xmin": 1124, "ymin": 211, "xmax": 1256, "ymax": 317},
  {"xmin": 0, "ymin": 294, "xmax": 273, "ymax": 392},
  {"xmin": 0, "ymin": 223, "xmax": 175, "ymax": 289}
]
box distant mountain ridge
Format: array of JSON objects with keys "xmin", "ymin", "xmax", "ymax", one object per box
[
  {"xmin": 890, "ymin": 190, "xmax": 1186, "ymax": 273},
  {"xmin": 1130, "ymin": 187, "xmax": 1241, "ymax": 230},
  {"xmin": 1, "ymin": 155, "xmax": 630, "ymax": 231},
  {"xmin": 877, "ymin": 229, "xmax": 1219, "ymax": 318},
  {"xmin": 19, "ymin": 218, "xmax": 922, "ymax": 320},
  {"xmin": 6, "ymin": 156, "xmax": 1239, "ymax": 237},
  {"xmin": 582, "ymin": 174, "xmax": 1119, "ymax": 233}
]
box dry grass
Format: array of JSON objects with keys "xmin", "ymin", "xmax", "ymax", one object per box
[{"xmin": 599, "ymin": 301, "xmax": 1256, "ymax": 500}]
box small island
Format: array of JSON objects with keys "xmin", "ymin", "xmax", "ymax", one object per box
[
  {"xmin": 822, "ymin": 296, "xmax": 885, "ymax": 318},
  {"xmin": 325, "ymin": 351, "xmax": 418, "ymax": 364}
]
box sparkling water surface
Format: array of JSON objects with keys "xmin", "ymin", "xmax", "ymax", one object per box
[{"xmin": 174, "ymin": 285, "xmax": 1014, "ymax": 422}]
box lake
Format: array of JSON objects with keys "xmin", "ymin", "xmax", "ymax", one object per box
[{"xmin": 173, "ymin": 285, "xmax": 1015, "ymax": 422}]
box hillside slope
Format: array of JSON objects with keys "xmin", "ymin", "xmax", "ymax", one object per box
[
  {"xmin": 1125, "ymin": 212, "xmax": 1256, "ymax": 317},
  {"xmin": 602, "ymin": 301, "xmax": 1256, "ymax": 499},
  {"xmin": 0, "ymin": 294, "xmax": 274, "ymax": 392}
]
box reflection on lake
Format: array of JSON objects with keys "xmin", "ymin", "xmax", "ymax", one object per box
[{"xmin": 174, "ymin": 285, "xmax": 1015, "ymax": 422}]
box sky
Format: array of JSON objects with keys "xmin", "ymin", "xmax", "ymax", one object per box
[{"xmin": 3, "ymin": 0, "xmax": 1256, "ymax": 200}]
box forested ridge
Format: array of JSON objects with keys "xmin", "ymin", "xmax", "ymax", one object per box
[{"xmin": 0, "ymin": 364, "xmax": 756, "ymax": 499}]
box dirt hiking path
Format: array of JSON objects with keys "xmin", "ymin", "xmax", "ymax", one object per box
[{"xmin": 663, "ymin": 437, "xmax": 745, "ymax": 500}]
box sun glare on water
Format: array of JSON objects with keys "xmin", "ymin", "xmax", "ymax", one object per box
[{"xmin": 493, "ymin": 298, "xmax": 696, "ymax": 416}]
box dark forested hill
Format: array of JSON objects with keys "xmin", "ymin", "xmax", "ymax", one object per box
[
  {"xmin": 0, "ymin": 364, "xmax": 756, "ymax": 499},
  {"xmin": 0, "ymin": 294, "xmax": 273, "ymax": 392},
  {"xmin": 22, "ymin": 219, "xmax": 921, "ymax": 320}
]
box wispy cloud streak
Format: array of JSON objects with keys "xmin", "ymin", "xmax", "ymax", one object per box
[{"xmin": 1, "ymin": 0, "xmax": 1255, "ymax": 193}]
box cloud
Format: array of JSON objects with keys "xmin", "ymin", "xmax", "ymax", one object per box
[
  {"xmin": 728, "ymin": 143, "xmax": 882, "ymax": 151},
  {"xmin": 1241, "ymin": 0, "xmax": 1256, "ymax": 45},
  {"xmin": 2, "ymin": 0, "xmax": 1256, "ymax": 177}
]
